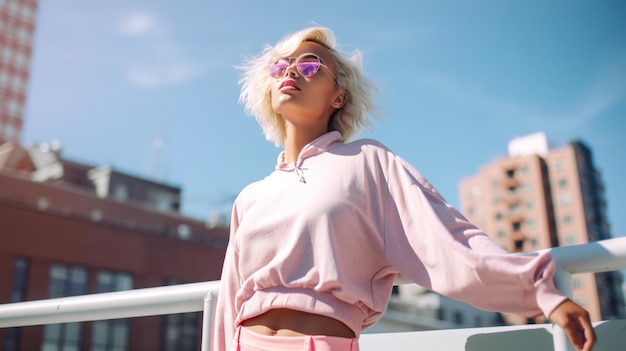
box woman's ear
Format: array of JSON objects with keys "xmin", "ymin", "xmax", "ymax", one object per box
[{"xmin": 331, "ymin": 89, "xmax": 347, "ymax": 108}]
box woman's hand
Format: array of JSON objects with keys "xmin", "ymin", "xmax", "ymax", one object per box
[{"xmin": 548, "ymin": 299, "xmax": 596, "ymax": 351}]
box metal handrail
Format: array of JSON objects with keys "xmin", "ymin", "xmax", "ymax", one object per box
[
  {"xmin": 1, "ymin": 237, "xmax": 625, "ymax": 351},
  {"xmin": 0, "ymin": 281, "xmax": 221, "ymax": 328}
]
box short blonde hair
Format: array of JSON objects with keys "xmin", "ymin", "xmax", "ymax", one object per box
[{"xmin": 238, "ymin": 27, "xmax": 378, "ymax": 146}]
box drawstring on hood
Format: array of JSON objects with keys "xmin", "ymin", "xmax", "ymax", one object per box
[{"xmin": 275, "ymin": 131, "xmax": 342, "ymax": 183}]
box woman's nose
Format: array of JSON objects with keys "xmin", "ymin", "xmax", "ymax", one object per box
[{"xmin": 284, "ymin": 60, "xmax": 299, "ymax": 78}]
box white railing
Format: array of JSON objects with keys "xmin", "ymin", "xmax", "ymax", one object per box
[{"xmin": 1, "ymin": 238, "xmax": 625, "ymax": 350}]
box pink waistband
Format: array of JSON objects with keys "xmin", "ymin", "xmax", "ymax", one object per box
[{"xmin": 235, "ymin": 326, "xmax": 359, "ymax": 351}]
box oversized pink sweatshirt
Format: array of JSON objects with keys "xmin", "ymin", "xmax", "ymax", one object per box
[{"xmin": 213, "ymin": 131, "xmax": 567, "ymax": 351}]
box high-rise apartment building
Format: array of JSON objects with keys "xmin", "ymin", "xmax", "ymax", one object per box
[
  {"xmin": 0, "ymin": 0, "xmax": 38, "ymax": 144},
  {"xmin": 459, "ymin": 132, "xmax": 625, "ymax": 323}
]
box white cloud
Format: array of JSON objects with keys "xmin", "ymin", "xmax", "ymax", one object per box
[
  {"xmin": 116, "ymin": 12, "xmax": 209, "ymax": 88},
  {"xmin": 119, "ymin": 13, "xmax": 156, "ymax": 37}
]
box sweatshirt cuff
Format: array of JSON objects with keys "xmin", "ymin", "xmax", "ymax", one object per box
[{"xmin": 533, "ymin": 275, "xmax": 569, "ymax": 318}]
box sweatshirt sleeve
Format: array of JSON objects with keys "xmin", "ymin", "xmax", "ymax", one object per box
[
  {"xmin": 382, "ymin": 152, "xmax": 567, "ymax": 318},
  {"xmin": 212, "ymin": 202, "xmax": 242, "ymax": 351}
]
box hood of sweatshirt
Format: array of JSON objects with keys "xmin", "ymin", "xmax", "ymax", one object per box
[{"xmin": 275, "ymin": 131, "xmax": 343, "ymax": 183}]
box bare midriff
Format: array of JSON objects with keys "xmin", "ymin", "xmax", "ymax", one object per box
[{"xmin": 241, "ymin": 308, "xmax": 356, "ymax": 338}]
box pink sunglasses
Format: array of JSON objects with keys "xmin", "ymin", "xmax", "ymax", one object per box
[{"xmin": 269, "ymin": 53, "xmax": 338, "ymax": 83}]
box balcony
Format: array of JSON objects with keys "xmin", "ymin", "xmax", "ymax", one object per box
[{"xmin": 1, "ymin": 238, "xmax": 625, "ymax": 350}]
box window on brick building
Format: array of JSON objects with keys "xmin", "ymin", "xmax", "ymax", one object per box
[
  {"xmin": 3, "ymin": 258, "xmax": 29, "ymax": 351},
  {"xmin": 91, "ymin": 271, "xmax": 133, "ymax": 351},
  {"xmin": 42, "ymin": 264, "xmax": 88, "ymax": 351},
  {"xmin": 161, "ymin": 280, "xmax": 200, "ymax": 351}
]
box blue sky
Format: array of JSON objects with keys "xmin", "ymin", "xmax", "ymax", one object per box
[{"xmin": 22, "ymin": 1, "xmax": 625, "ymax": 238}]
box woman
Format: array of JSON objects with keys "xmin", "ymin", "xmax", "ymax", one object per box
[{"xmin": 214, "ymin": 26, "xmax": 596, "ymax": 351}]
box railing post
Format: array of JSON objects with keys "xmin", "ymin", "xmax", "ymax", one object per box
[
  {"xmin": 201, "ymin": 290, "xmax": 218, "ymax": 351},
  {"xmin": 552, "ymin": 264, "xmax": 575, "ymax": 351}
]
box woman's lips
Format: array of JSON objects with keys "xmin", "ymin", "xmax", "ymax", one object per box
[{"xmin": 279, "ymin": 79, "xmax": 300, "ymax": 91}]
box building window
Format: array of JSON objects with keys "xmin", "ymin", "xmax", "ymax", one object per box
[
  {"xmin": 558, "ymin": 179, "xmax": 567, "ymax": 188},
  {"xmin": 491, "ymin": 179, "xmax": 500, "ymax": 189},
  {"xmin": 506, "ymin": 169, "xmax": 515, "ymax": 178},
  {"xmin": 3, "ymin": 258, "xmax": 29, "ymax": 351},
  {"xmin": 508, "ymin": 186, "xmax": 517, "ymax": 197},
  {"xmin": 497, "ymin": 230, "xmax": 506, "ymax": 239},
  {"xmin": 161, "ymin": 312, "xmax": 199, "ymax": 351},
  {"xmin": 42, "ymin": 264, "xmax": 88, "ymax": 351},
  {"xmin": 495, "ymin": 212, "xmax": 503, "ymax": 221},
  {"xmin": 529, "ymin": 238, "xmax": 538, "ymax": 248},
  {"xmin": 453, "ymin": 311, "xmax": 464, "ymax": 325},
  {"xmin": 10, "ymin": 258, "xmax": 28, "ymax": 302},
  {"xmin": 573, "ymin": 278, "xmax": 583, "ymax": 290},
  {"xmin": 564, "ymin": 234, "xmax": 576, "ymax": 245},
  {"xmin": 520, "ymin": 165, "xmax": 529, "ymax": 175},
  {"xmin": 42, "ymin": 323, "xmax": 82, "ymax": 351},
  {"xmin": 437, "ymin": 307, "xmax": 445, "ymax": 321},
  {"xmin": 554, "ymin": 159, "xmax": 566, "ymax": 171},
  {"xmin": 91, "ymin": 271, "xmax": 133, "ymax": 351},
  {"xmin": 522, "ymin": 182, "xmax": 532, "ymax": 193},
  {"xmin": 96, "ymin": 271, "xmax": 133, "ymax": 292},
  {"xmin": 514, "ymin": 239, "xmax": 524, "ymax": 251},
  {"xmin": 559, "ymin": 194, "xmax": 571, "ymax": 207},
  {"xmin": 512, "ymin": 222, "xmax": 521, "ymax": 231},
  {"xmin": 470, "ymin": 185, "xmax": 481, "ymax": 198},
  {"xmin": 162, "ymin": 280, "xmax": 200, "ymax": 351},
  {"xmin": 509, "ymin": 203, "xmax": 520, "ymax": 214},
  {"xmin": 48, "ymin": 264, "xmax": 88, "ymax": 297},
  {"xmin": 113, "ymin": 184, "xmax": 129, "ymax": 201},
  {"xmin": 526, "ymin": 219, "xmax": 535, "ymax": 228},
  {"xmin": 563, "ymin": 215, "xmax": 572, "ymax": 225},
  {"xmin": 526, "ymin": 202, "xmax": 534, "ymax": 210}
]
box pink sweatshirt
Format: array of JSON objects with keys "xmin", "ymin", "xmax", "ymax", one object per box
[{"xmin": 213, "ymin": 131, "xmax": 567, "ymax": 350}]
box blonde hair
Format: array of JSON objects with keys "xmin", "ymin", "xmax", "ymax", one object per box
[{"xmin": 238, "ymin": 27, "xmax": 378, "ymax": 146}]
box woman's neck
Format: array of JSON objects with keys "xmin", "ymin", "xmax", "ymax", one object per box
[{"xmin": 282, "ymin": 124, "xmax": 328, "ymax": 164}]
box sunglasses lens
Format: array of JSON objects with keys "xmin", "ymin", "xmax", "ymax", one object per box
[
  {"xmin": 269, "ymin": 62, "xmax": 288, "ymax": 78},
  {"xmin": 297, "ymin": 62, "xmax": 320, "ymax": 77}
]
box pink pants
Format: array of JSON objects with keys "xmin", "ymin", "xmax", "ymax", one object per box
[{"xmin": 232, "ymin": 326, "xmax": 360, "ymax": 351}]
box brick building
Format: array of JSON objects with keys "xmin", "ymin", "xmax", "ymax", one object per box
[{"xmin": 0, "ymin": 142, "xmax": 229, "ymax": 351}]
